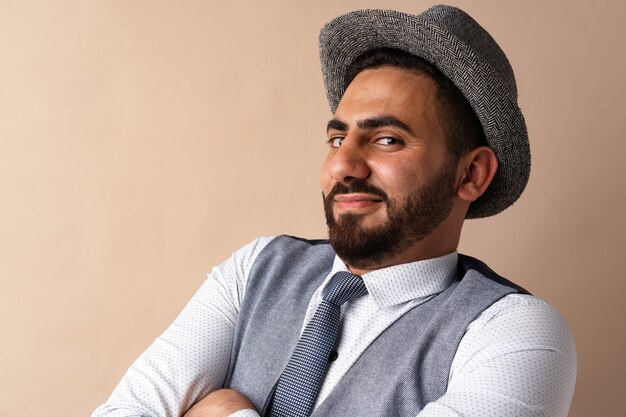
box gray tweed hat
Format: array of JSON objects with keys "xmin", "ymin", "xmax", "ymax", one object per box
[{"xmin": 319, "ymin": 5, "xmax": 530, "ymax": 218}]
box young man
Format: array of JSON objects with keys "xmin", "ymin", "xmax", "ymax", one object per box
[{"xmin": 93, "ymin": 5, "xmax": 576, "ymax": 417}]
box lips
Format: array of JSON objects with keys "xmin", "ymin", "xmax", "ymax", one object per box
[
  {"xmin": 324, "ymin": 179, "xmax": 389, "ymax": 214},
  {"xmin": 333, "ymin": 193, "xmax": 384, "ymax": 210},
  {"xmin": 334, "ymin": 193, "xmax": 383, "ymax": 202}
]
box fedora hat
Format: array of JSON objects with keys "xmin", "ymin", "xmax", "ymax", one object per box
[{"xmin": 319, "ymin": 5, "xmax": 530, "ymax": 218}]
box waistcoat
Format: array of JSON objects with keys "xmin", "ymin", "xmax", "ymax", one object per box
[{"xmin": 224, "ymin": 235, "xmax": 528, "ymax": 416}]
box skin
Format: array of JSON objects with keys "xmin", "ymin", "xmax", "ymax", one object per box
[
  {"xmin": 183, "ymin": 389, "xmax": 255, "ymax": 417},
  {"xmin": 322, "ymin": 67, "xmax": 497, "ymax": 275},
  {"xmin": 183, "ymin": 66, "xmax": 498, "ymax": 415}
]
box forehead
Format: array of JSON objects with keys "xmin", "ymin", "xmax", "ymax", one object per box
[{"xmin": 334, "ymin": 67, "xmax": 439, "ymax": 125}]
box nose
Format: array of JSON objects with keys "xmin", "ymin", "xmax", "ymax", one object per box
[{"xmin": 326, "ymin": 137, "xmax": 370, "ymax": 184}]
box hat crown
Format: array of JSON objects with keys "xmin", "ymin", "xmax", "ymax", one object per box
[{"xmin": 420, "ymin": 5, "xmax": 517, "ymax": 99}]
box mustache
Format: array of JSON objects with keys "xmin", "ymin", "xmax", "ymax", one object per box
[{"xmin": 324, "ymin": 180, "xmax": 389, "ymax": 203}]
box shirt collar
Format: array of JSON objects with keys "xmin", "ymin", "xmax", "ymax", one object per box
[{"xmin": 328, "ymin": 252, "xmax": 458, "ymax": 309}]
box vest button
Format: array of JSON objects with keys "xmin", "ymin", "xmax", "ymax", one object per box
[{"xmin": 328, "ymin": 350, "xmax": 338, "ymax": 362}]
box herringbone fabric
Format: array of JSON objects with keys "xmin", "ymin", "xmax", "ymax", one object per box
[
  {"xmin": 319, "ymin": 5, "xmax": 530, "ymax": 219},
  {"xmin": 268, "ymin": 271, "xmax": 367, "ymax": 417}
]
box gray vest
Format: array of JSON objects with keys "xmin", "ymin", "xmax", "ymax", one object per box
[{"xmin": 224, "ymin": 235, "xmax": 528, "ymax": 416}]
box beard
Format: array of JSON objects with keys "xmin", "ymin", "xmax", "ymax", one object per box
[{"xmin": 323, "ymin": 160, "xmax": 457, "ymax": 269}]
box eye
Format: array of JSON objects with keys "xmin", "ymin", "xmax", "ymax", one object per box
[
  {"xmin": 375, "ymin": 137, "xmax": 403, "ymax": 146},
  {"xmin": 328, "ymin": 137, "xmax": 345, "ymax": 148}
]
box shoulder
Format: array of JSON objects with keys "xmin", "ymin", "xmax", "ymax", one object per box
[
  {"xmin": 456, "ymin": 293, "xmax": 576, "ymax": 369},
  {"xmin": 470, "ymin": 293, "xmax": 572, "ymax": 344},
  {"xmin": 246, "ymin": 235, "xmax": 334, "ymax": 270},
  {"xmin": 447, "ymin": 293, "xmax": 577, "ymax": 415},
  {"xmin": 455, "ymin": 256, "xmax": 569, "ymax": 351},
  {"xmin": 261, "ymin": 235, "xmax": 331, "ymax": 250},
  {"xmin": 221, "ymin": 235, "xmax": 334, "ymax": 295},
  {"xmin": 218, "ymin": 236, "xmax": 277, "ymax": 277}
]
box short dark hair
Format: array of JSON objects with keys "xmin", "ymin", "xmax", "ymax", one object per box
[{"xmin": 344, "ymin": 48, "xmax": 486, "ymax": 159}]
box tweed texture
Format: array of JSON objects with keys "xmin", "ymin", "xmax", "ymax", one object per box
[{"xmin": 319, "ymin": 5, "xmax": 530, "ymax": 218}]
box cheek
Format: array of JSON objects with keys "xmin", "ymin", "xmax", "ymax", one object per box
[
  {"xmin": 374, "ymin": 162, "xmax": 419, "ymax": 195},
  {"xmin": 320, "ymin": 157, "xmax": 333, "ymax": 194}
]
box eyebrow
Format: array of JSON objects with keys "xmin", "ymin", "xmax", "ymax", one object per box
[
  {"xmin": 327, "ymin": 119, "xmax": 348, "ymax": 132},
  {"xmin": 326, "ymin": 116, "xmax": 415, "ymax": 135}
]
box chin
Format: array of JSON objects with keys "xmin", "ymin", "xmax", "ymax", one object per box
[{"xmin": 334, "ymin": 211, "xmax": 387, "ymax": 229}]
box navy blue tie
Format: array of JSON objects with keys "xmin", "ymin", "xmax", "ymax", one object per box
[{"xmin": 269, "ymin": 271, "xmax": 368, "ymax": 417}]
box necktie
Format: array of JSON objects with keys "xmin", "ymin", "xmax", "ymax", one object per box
[{"xmin": 269, "ymin": 271, "xmax": 368, "ymax": 417}]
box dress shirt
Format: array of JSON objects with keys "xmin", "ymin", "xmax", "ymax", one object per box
[{"xmin": 92, "ymin": 236, "xmax": 576, "ymax": 417}]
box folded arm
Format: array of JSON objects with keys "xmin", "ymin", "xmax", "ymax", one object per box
[
  {"xmin": 91, "ymin": 237, "xmax": 274, "ymax": 417},
  {"xmin": 183, "ymin": 389, "xmax": 257, "ymax": 417}
]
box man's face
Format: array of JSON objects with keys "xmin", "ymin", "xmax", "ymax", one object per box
[{"xmin": 321, "ymin": 67, "xmax": 458, "ymax": 269}]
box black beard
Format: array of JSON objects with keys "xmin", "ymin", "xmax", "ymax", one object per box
[{"xmin": 323, "ymin": 161, "xmax": 457, "ymax": 269}]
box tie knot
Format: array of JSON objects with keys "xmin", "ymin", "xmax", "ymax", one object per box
[{"xmin": 322, "ymin": 271, "xmax": 368, "ymax": 306}]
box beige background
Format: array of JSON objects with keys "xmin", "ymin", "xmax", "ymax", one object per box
[{"xmin": 1, "ymin": 1, "xmax": 624, "ymax": 416}]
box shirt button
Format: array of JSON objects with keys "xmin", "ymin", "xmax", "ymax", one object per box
[{"xmin": 328, "ymin": 350, "xmax": 338, "ymax": 362}]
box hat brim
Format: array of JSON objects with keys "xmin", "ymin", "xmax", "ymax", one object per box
[{"xmin": 319, "ymin": 8, "xmax": 530, "ymax": 218}]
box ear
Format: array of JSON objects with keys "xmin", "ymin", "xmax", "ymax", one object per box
[{"xmin": 456, "ymin": 146, "xmax": 498, "ymax": 203}]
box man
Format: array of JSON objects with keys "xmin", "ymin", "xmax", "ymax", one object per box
[{"xmin": 93, "ymin": 5, "xmax": 576, "ymax": 417}]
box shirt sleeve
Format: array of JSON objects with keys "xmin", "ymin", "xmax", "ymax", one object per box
[
  {"xmin": 228, "ymin": 409, "xmax": 261, "ymax": 417},
  {"xmin": 417, "ymin": 294, "xmax": 577, "ymax": 417},
  {"xmin": 91, "ymin": 237, "xmax": 274, "ymax": 417}
]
